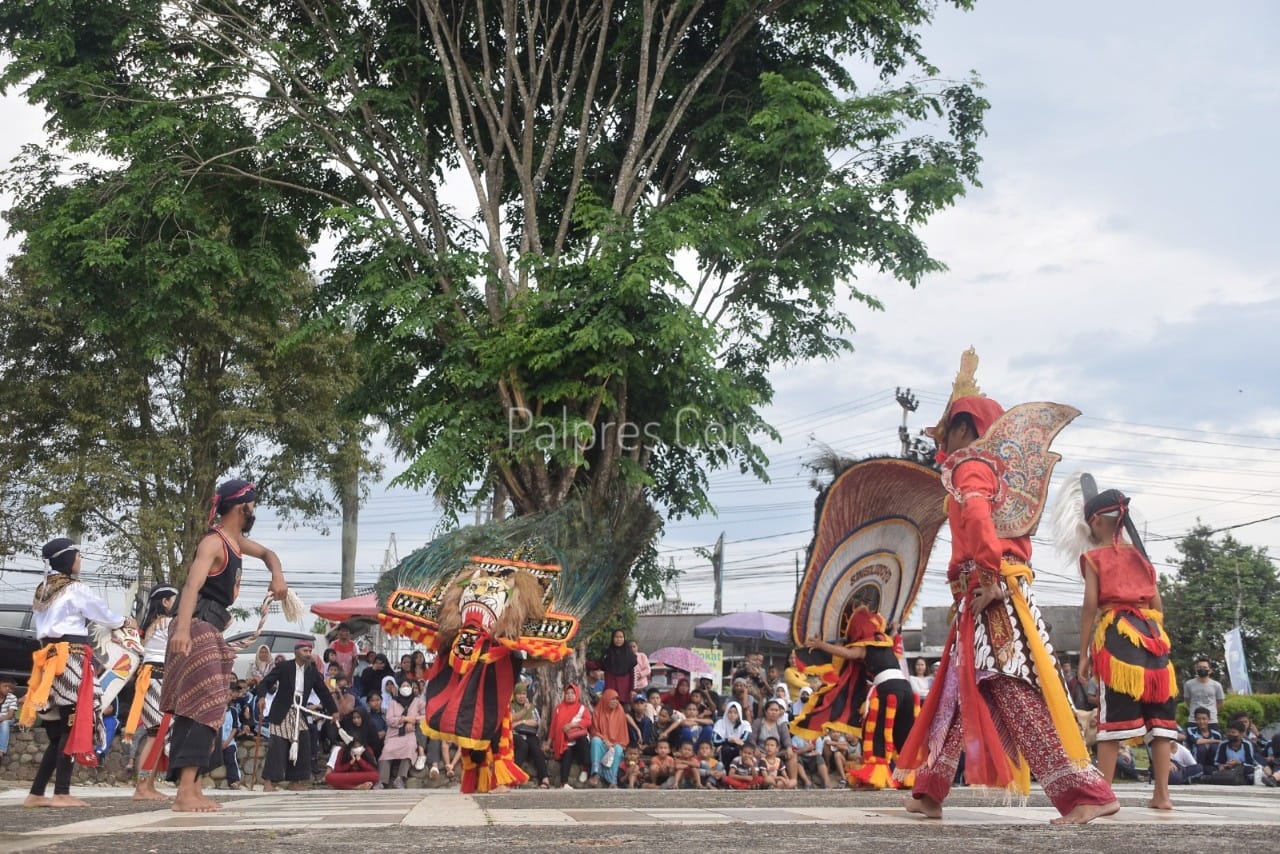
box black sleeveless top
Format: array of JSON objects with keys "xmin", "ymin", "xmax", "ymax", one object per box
[
  {"xmin": 864, "ymin": 645, "xmax": 905, "ymax": 678},
  {"xmin": 200, "ymin": 528, "xmax": 242, "ymax": 607}
]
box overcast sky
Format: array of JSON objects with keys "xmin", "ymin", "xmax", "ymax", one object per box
[{"xmin": 1, "ymin": 1, "xmax": 1276, "ymax": 640}]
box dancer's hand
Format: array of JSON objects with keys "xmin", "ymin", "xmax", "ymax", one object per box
[
  {"xmin": 969, "ymin": 582, "xmax": 1006, "ymax": 615},
  {"xmin": 1078, "ymin": 654, "xmax": 1092, "ymax": 682},
  {"xmin": 268, "ymin": 574, "xmax": 288, "ymax": 601},
  {"xmin": 170, "ymin": 626, "xmax": 192, "ymax": 657}
]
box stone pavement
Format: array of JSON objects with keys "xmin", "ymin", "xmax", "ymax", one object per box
[{"xmin": 1, "ymin": 783, "xmax": 1277, "ymax": 853}]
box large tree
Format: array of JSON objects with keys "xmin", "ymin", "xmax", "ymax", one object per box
[
  {"xmin": 0, "ymin": 108, "xmax": 368, "ymax": 587},
  {"xmin": 1, "ymin": 1, "xmax": 987, "ymax": 602},
  {"xmin": 1158, "ymin": 525, "xmax": 1280, "ymax": 691}
]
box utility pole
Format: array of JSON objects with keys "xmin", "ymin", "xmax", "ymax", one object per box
[
  {"xmin": 896, "ymin": 387, "xmax": 918, "ymax": 457},
  {"xmin": 712, "ymin": 533, "xmax": 724, "ymax": 616}
]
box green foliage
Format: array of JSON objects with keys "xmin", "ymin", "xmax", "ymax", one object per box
[
  {"xmin": 1158, "ymin": 525, "xmax": 1280, "ymax": 690},
  {"xmin": 0, "ymin": 0, "xmax": 987, "ymax": 619},
  {"xmin": 1222, "ymin": 694, "xmax": 1265, "ymax": 727},
  {"xmin": 1252, "ymin": 693, "xmax": 1280, "ymax": 728}
]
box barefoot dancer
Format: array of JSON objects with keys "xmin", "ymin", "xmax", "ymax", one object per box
[
  {"xmin": 1056, "ymin": 475, "xmax": 1179, "ymax": 810},
  {"xmin": 897, "ymin": 350, "xmax": 1119, "ymax": 825},
  {"xmin": 163, "ymin": 479, "xmax": 287, "ymax": 812},
  {"xmin": 125, "ymin": 584, "xmax": 178, "ymax": 801},
  {"xmin": 20, "ymin": 538, "xmax": 132, "ymax": 808}
]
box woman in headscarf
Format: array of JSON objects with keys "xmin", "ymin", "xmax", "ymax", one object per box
[
  {"xmin": 599, "ymin": 630, "xmax": 638, "ymax": 702},
  {"xmin": 549, "ymin": 684, "xmax": 592, "ymax": 788},
  {"xmin": 661, "ymin": 676, "xmax": 693, "ymax": 712},
  {"xmin": 378, "ymin": 678, "xmax": 424, "ymax": 789},
  {"xmin": 249, "ymin": 644, "xmax": 274, "ymax": 681},
  {"xmin": 126, "ymin": 584, "xmax": 178, "ymax": 802},
  {"xmin": 712, "ymin": 700, "xmax": 752, "ymax": 767},
  {"xmin": 325, "ymin": 739, "xmax": 380, "ymax": 790},
  {"xmin": 589, "ymin": 688, "xmax": 629, "ymax": 787},
  {"xmin": 21, "ymin": 538, "xmax": 128, "ymax": 808},
  {"xmin": 510, "ymin": 681, "xmax": 551, "ymax": 788}
]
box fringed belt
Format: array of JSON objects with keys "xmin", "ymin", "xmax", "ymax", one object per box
[{"xmin": 947, "ymin": 557, "xmax": 1025, "ymax": 599}]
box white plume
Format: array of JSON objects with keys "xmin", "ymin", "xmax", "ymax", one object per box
[
  {"xmin": 281, "ymin": 589, "xmax": 305, "ymax": 623},
  {"xmin": 1052, "ymin": 471, "xmax": 1093, "ymax": 572}
]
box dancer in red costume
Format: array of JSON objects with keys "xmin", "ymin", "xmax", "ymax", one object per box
[{"xmin": 898, "ymin": 349, "xmax": 1118, "ymax": 825}]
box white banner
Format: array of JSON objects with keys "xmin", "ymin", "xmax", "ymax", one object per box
[{"xmin": 1223, "ymin": 627, "xmax": 1252, "ymax": 694}]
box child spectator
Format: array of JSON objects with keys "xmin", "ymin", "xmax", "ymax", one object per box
[
  {"xmin": 220, "ymin": 701, "xmax": 242, "ymax": 789},
  {"xmin": 629, "ymin": 695, "xmax": 655, "ymax": 750},
  {"xmin": 96, "ymin": 702, "xmax": 120, "ymax": 762},
  {"xmin": 712, "ymin": 701, "xmax": 752, "ymax": 767},
  {"xmin": 1262, "ymin": 734, "xmax": 1280, "ymax": 787},
  {"xmin": 1185, "ymin": 707, "xmax": 1223, "ymax": 767},
  {"xmin": 1210, "ymin": 721, "xmax": 1257, "ymax": 785},
  {"xmin": 620, "ymin": 745, "xmax": 647, "ymax": 789},
  {"xmin": 647, "ymin": 739, "xmax": 676, "ymax": 788},
  {"xmin": 329, "ymin": 624, "xmax": 358, "ymax": 677},
  {"xmin": 760, "ymin": 736, "xmax": 796, "ymax": 789},
  {"xmin": 792, "ymin": 730, "xmax": 829, "ymax": 789},
  {"xmin": 667, "ymin": 741, "xmax": 700, "ymax": 789},
  {"xmin": 697, "ymin": 741, "xmax": 726, "ymax": 789},
  {"xmin": 723, "ymin": 741, "xmax": 763, "ymax": 789},
  {"xmin": 823, "ymin": 726, "xmax": 855, "ymax": 782},
  {"xmin": 679, "ymin": 701, "xmax": 714, "ymax": 746}
]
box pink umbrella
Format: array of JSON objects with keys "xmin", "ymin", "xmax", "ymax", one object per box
[{"xmin": 648, "ymin": 646, "xmax": 710, "ymax": 676}]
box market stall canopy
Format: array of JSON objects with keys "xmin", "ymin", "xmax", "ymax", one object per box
[
  {"xmin": 310, "ymin": 592, "xmax": 380, "ymax": 622},
  {"xmin": 692, "ymin": 611, "xmax": 790, "ymax": 644}
]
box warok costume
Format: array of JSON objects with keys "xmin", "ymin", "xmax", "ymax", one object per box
[
  {"xmin": 897, "ymin": 349, "xmax": 1116, "ymax": 817},
  {"xmin": 1054, "ymin": 474, "xmax": 1178, "ymax": 742},
  {"xmin": 790, "ymin": 457, "xmax": 947, "ymax": 789},
  {"xmin": 381, "ymin": 544, "xmax": 579, "ymax": 794},
  {"xmin": 20, "ymin": 538, "xmax": 127, "ymax": 800},
  {"xmin": 256, "ymin": 647, "xmax": 338, "ymax": 785}
]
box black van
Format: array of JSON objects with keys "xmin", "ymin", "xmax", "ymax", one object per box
[{"xmin": 0, "ymin": 603, "xmax": 38, "ymax": 689}]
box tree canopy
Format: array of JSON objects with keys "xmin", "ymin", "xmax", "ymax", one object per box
[
  {"xmin": 1, "ymin": 0, "xmax": 988, "ymax": 597},
  {"xmin": 1159, "ymin": 525, "xmax": 1280, "ymax": 691}
]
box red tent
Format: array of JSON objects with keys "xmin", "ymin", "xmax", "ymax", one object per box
[{"xmin": 310, "ymin": 592, "xmax": 380, "ymax": 622}]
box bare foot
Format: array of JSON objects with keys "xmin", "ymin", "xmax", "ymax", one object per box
[
  {"xmin": 904, "ymin": 795, "xmax": 943, "ymax": 819},
  {"xmin": 197, "ymin": 794, "xmax": 223, "ymax": 810},
  {"xmin": 132, "ymin": 788, "xmax": 172, "ymax": 802},
  {"xmin": 171, "ymin": 792, "xmax": 219, "ymax": 813},
  {"xmin": 1147, "ymin": 796, "xmax": 1174, "ymax": 811},
  {"xmin": 487, "ymin": 785, "xmax": 511, "ymax": 794},
  {"xmin": 22, "ymin": 795, "xmax": 53, "ymax": 808},
  {"xmin": 1050, "ymin": 800, "xmax": 1120, "ymax": 825},
  {"xmin": 355, "ymin": 782, "xmax": 373, "ymax": 790},
  {"xmin": 263, "ymin": 781, "xmax": 280, "ymax": 792},
  {"xmin": 49, "ymin": 795, "xmax": 89, "ymax": 808}
]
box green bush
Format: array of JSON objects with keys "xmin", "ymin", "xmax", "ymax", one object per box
[
  {"xmin": 1175, "ymin": 701, "xmax": 1189, "ymax": 728},
  {"xmin": 1222, "ymin": 694, "xmax": 1265, "ymax": 726},
  {"xmin": 1250, "ymin": 693, "xmax": 1280, "ymax": 727}
]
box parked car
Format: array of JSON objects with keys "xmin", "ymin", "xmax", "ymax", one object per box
[
  {"xmin": 228, "ymin": 630, "xmax": 321, "ymax": 678},
  {"xmin": 0, "ymin": 603, "xmax": 37, "ymax": 690}
]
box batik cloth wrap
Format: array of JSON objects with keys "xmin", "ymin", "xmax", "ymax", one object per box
[
  {"xmin": 125, "ymin": 664, "xmax": 165, "ymax": 736},
  {"xmin": 899, "ymin": 559, "xmax": 1112, "ymax": 812},
  {"xmin": 19, "ymin": 642, "xmax": 104, "ymax": 766},
  {"xmin": 160, "ymin": 619, "xmax": 235, "ymax": 730}
]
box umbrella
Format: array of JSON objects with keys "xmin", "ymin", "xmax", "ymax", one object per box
[
  {"xmin": 693, "ymin": 611, "xmax": 790, "ymax": 644},
  {"xmin": 310, "ymin": 592, "xmax": 380, "ymax": 622},
  {"xmin": 648, "ymin": 646, "xmax": 712, "ymax": 676}
]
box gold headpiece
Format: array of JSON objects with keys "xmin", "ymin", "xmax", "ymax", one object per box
[{"xmin": 928, "ymin": 346, "xmax": 983, "ymax": 438}]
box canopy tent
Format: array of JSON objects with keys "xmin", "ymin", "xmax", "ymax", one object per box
[{"xmin": 309, "ymin": 592, "xmax": 380, "ymax": 622}]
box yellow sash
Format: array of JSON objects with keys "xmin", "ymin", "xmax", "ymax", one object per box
[
  {"xmin": 124, "ymin": 663, "xmax": 153, "ymax": 737},
  {"xmin": 19, "ymin": 642, "xmax": 70, "ymax": 727}
]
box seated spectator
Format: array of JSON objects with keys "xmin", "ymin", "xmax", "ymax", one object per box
[
  {"xmin": 728, "ymin": 679, "xmax": 758, "ymax": 721},
  {"xmin": 1262, "ymin": 733, "xmax": 1280, "ymax": 787},
  {"xmin": 823, "ymin": 726, "xmax": 855, "ymax": 783},
  {"xmin": 759, "ymin": 736, "xmax": 797, "ymax": 789},
  {"xmin": 628, "ymin": 695, "xmax": 655, "ymax": 751},
  {"xmin": 1168, "ymin": 739, "xmax": 1204, "ymax": 785},
  {"xmin": 696, "ymin": 676, "xmax": 723, "ymax": 712},
  {"xmin": 661, "ymin": 677, "xmax": 694, "ymax": 712},
  {"xmin": 647, "ymin": 739, "xmax": 676, "ymax": 788},
  {"xmin": 750, "ymin": 698, "xmax": 799, "ymax": 781},
  {"xmin": 665, "ymin": 741, "xmax": 701, "ymax": 789},
  {"xmin": 589, "ymin": 688, "xmax": 628, "ymax": 788},
  {"xmin": 326, "ymin": 741, "xmax": 379, "ymax": 790},
  {"xmin": 655, "ymin": 705, "xmax": 684, "ymax": 747},
  {"xmin": 1185, "ymin": 707, "xmax": 1224, "ymax": 767},
  {"xmin": 365, "ymin": 692, "xmax": 387, "ymax": 757},
  {"xmin": 790, "ymin": 686, "xmax": 812, "ymax": 719},
  {"xmin": 550, "ymin": 684, "xmax": 593, "ymax": 788},
  {"xmin": 619, "ymin": 745, "xmax": 647, "ymax": 789},
  {"xmin": 723, "ymin": 741, "xmax": 763, "ymax": 789},
  {"xmin": 586, "ymin": 665, "xmax": 606, "ymax": 704},
  {"xmin": 712, "ymin": 701, "xmax": 752, "ymax": 767},
  {"xmin": 731, "ymin": 654, "xmax": 768, "ymax": 702},
  {"xmin": 783, "ymin": 651, "xmax": 808, "ymax": 702},
  {"xmin": 510, "ymin": 682, "xmax": 551, "ymax": 788},
  {"xmin": 678, "ymin": 701, "xmax": 714, "ymax": 746},
  {"xmin": 1209, "ymin": 721, "xmax": 1257, "ymax": 785},
  {"xmin": 644, "ymin": 688, "xmax": 664, "ymax": 721},
  {"xmin": 792, "ymin": 729, "xmax": 829, "ymax": 789},
  {"xmin": 1113, "ymin": 743, "xmax": 1141, "ymax": 781},
  {"xmin": 696, "ymin": 740, "xmax": 726, "ymax": 789},
  {"xmin": 769, "ymin": 683, "xmax": 792, "ymax": 724},
  {"xmin": 1230, "ymin": 711, "xmax": 1262, "ymax": 747},
  {"xmin": 0, "ymin": 676, "xmax": 18, "ymax": 762}
]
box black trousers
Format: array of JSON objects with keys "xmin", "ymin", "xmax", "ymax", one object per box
[
  {"xmin": 558, "ymin": 738, "xmax": 590, "ymax": 783},
  {"xmin": 263, "ymin": 734, "xmax": 313, "ymax": 782},
  {"xmin": 30, "ymin": 706, "xmax": 73, "ymax": 797},
  {"xmin": 166, "ymin": 716, "xmax": 217, "ymax": 782},
  {"xmin": 513, "ymin": 729, "xmax": 549, "ymax": 781}
]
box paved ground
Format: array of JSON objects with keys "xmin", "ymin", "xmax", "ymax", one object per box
[{"xmin": 1, "ymin": 782, "xmax": 1276, "ymax": 853}]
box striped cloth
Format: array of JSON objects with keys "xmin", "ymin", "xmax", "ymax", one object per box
[{"xmin": 159, "ymin": 620, "xmax": 234, "ymax": 730}]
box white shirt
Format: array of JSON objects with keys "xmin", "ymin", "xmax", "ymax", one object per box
[
  {"xmin": 143, "ymin": 616, "xmax": 170, "ymax": 664},
  {"xmin": 33, "ymin": 580, "xmax": 124, "ymax": 640},
  {"xmin": 1170, "ymin": 742, "xmax": 1198, "ymax": 769}
]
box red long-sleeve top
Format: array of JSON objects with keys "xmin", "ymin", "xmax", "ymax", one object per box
[{"xmin": 945, "ymin": 459, "xmax": 1031, "ymax": 582}]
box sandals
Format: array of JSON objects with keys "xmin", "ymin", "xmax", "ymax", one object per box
[{"xmin": 539, "ymin": 778, "xmax": 551, "ymax": 789}]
